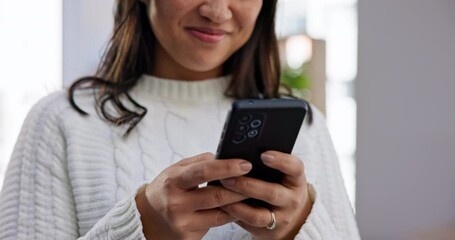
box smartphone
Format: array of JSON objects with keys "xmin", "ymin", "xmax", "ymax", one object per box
[{"xmin": 211, "ymin": 98, "xmax": 308, "ymax": 206}]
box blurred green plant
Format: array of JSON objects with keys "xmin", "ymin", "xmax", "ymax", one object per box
[{"xmin": 281, "ymin": 63, "xmax": 311, "ymax": 99}]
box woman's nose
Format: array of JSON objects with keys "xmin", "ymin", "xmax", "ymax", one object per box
[{"xmin": 199, "ymin": 0, "xmax": 233, "ymax": 23}]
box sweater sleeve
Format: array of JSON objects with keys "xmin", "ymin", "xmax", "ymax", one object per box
[
  {"xmin": 0, "ymin": 93, "xmax": 145, "ymax": 240},
  {"xmin": 293, "ymin": 107, "xmax": 360, "ymax": 240}
]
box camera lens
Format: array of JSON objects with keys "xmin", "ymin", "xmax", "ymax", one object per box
[
  {"xmin": 250, "ymin": 119, "xmax": 262, "ymax": 128},
  {"xmin": 247, "ymin": 129, "xmax": 259, "ymax": 138},
  {"xmin": 236, "ymin": 124, "xmax": 249, "ymax": 133},
  {"xmin": 239, "ymin": 115, "xmax": 252, "ymax": 124},
  {"xmin": 233, "ymin": 134, "xmax": 246, "ymax": 144}
]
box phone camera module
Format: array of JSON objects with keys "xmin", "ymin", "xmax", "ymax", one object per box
[
  {"xmin": 247, "ymin": 129, "xmax": 259, "ymax": 138},
  {"xmin": 250, "ymin": 119, "xmax": 262, "ymax": 128},
  {"xmin": 233, "ymin": 134, "xmax": 247, "ymax": 144}
]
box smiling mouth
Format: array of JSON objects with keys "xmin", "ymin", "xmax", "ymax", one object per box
[{"xmin": 187, "ymin": 27, "xmax": 228, "ymax": 44}]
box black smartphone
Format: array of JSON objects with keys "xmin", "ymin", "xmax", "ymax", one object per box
[{"xmin": 211, "ymin": 98, "xmax": 308, "ymax": 206}]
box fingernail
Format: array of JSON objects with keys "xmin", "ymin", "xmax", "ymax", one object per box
[
  {"xmin": 261, "ymin": 153, "xmax": 275, "ymax": 164},
  {"xmin": 221, "ymin": 178, "xmax": 235, "ymax": 186},
  {"xmin": 240, "ymin": 162, "xmax": 252, "ymax": 172}
]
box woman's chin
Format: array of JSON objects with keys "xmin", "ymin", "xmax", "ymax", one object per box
[{"xmin": 181, "ymin": 63, "xmax": 224, "ymax": 78}]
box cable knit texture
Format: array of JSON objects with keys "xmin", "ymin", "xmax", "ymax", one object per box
[{"xmin": 0, "ymin": 75, "xmax": 360, "ymax": 239}]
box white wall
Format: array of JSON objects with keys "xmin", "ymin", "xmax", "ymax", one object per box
[
  {"xmin": 63, "ymin": 0, "xmax": 114, "ymax": 85},
  {"xmin": 356, "ymin": 0, "xmax": 455, "ymax": 239}
]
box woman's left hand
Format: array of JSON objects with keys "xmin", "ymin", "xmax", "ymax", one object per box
[{"xmin": 219, "ymin": 150, "xmax": 313, "ymax": 240}]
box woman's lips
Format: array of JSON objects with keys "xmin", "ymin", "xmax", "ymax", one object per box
[{"xmin": 187, "ymin": 27, "xmax": 227, "ymax": 44}]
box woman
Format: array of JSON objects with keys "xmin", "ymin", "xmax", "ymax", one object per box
[{"xmin": 0, "ymin": 0, "xmax": 360, "ymax": 239}]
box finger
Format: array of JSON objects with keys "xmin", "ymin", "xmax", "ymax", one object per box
[
  {"xmin": 173, "ymin": 153, "xmax": 216, "ymax": 191},
  {"xmin": 220, "ymin": 202, "xmax": 273, "ymax": 228},
  {"xmin": 235, "ymin": 220, "xmax": 273, "ymax": 238},
  {"xmin": 220, "ymin": 176, "xmax": 292, "ymax": 207},
  {"xmin": 177, "ymin": 159, "xmax": 252, "ymax": 190},
  {"xmin": 261, "ymin": 151, "xmax": 306, "ymax": 187},
  {"xmin": 174, "ymin": 209, "xmax": 236, "ymax": 232},
  {"xmin": 177, "ymin": 152, "xmax": 214, "ymax": 167},
  {"xmin": 186, "ymin": 185, "xmax": 248, "ymax": 210}
]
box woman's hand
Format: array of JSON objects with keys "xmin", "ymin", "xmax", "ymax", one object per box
[
  {"xmin": 219, "ymin": 151, "xmax": 313, "ymax": 240},
  {"xmin": 135, "ymin": 152, "xmax": 252, "ymax": 240}
]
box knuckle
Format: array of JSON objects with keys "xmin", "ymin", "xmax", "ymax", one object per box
[
  {"xmin": 213, "ymin": 188, "xmax": 227, "ymax": 205},
  {"xmin": 237, "ymin": 178, "xmax": 250, "ymax": 190},
  {"xmin": 265, "ymin": 186, "xmax": 279, "ymax": 203},
  {"xmin": 167, "ymin": 197, "xmax": 182, "ymax": 209},
  {"xmin": 189, "ymin": 165, "xmax": 209, "ymax": 182},
  {"xmin": 177, "ymin": 157, "xmax": 193, "ymax": 167},
  {"xmin": 216, "ymin": 211, "xmax": 230, "ymax": 225},
  {"xmin": 284, "ymin": 155, "xmax": 304, "ymax": 177},
  {"xmin": 281, "ymin": 213, "xmax": 292, "ymax": 227},
  {"xmin": 221, "ymin": 161, "xmax": 235, "ymax": 172},
  {"xmin": 174, "ymin": 218, "xmax": 191, "ymax": 232},
  {"xmin": 289, "ymin": 194, "xmax": 302, "ymax": 208},
  {"xmin": 295, "ymin": 158, "xmax": 305, "ymax": 173},
  {"xmin": 249, "ymin": 214, "xmax": 265, "ymax": 227},
  {"xmin": 193, "ymin": 168, "xmax": 205, "ymax": 181},
  {"xmin": 199, "ymin": 164, "xmax": 212, "ymax": 179},
  {"xmin": 162, "ymin": 174, "xmax": 175, "ymax": 190}
]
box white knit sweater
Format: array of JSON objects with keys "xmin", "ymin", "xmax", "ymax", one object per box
[{"xmin": 0, "ymin": 75, "xmax": 360, "ymax": 239}]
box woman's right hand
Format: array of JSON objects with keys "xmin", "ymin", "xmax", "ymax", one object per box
[{"xmin": 135, "ymin": 152, "xmax": 252, "ymax": 240}]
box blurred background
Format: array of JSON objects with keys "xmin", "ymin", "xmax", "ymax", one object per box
[{"xmin": 0, "ymin": 0, "xmax": 454, "ymax": 239}]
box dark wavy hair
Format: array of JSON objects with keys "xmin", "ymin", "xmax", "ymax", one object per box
[{"xmin": 69, "ymin": 0, "xmax": 312, "ymax": 135}]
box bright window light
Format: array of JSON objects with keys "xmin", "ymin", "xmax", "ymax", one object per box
[
  {"xmin": 0, "ymin": 0, "xmax": 62, "ymax": 188},
  {"xmin": 279, "ymin": 0, "xmax": 359, "ymax": 207}
]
